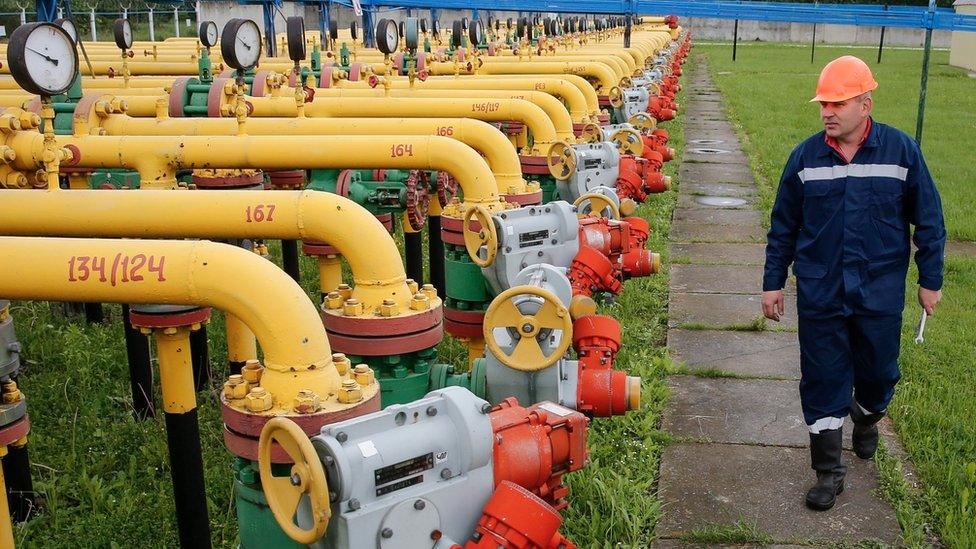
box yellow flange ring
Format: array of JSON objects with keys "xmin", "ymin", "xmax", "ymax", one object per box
[
  {"xmin": 578, "ymin": 123, "xmax": 603, "ymax": 144},
  {"xmin": 610, "ymin": 128, "xmax": 645, "ymax": 156},
  {"xmin": 546, "ymin": 141, "xmax": 578, "ymax": 181},
  {"xmin": 462, "ymin": 204, "xmax": 498, "ymax": 268},
  {"xmin": 259, "ymin": 417, "xmax": 331, "ymax": 545},
  {"xmin": 627, "ymin": 112, "xmax": 657, "ymax": 133},
  {"xmin": 483, "ymin": 285, "xmax": 573, "ymax": 372},
  {"xmin": 574, "ymin": 192, "xmax": 621, "ymax": 220}
]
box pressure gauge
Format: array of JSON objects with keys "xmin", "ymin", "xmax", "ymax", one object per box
[
  {"xmin": 199, "ymin": 20, "xmax": 218, "ymax": 48},
  {"xmin": 329, "ymin": 19, "xmax": 338, "ymax": 41},
  {"xmin": 350, "ymin": 21, "xmax": 358, "ymax": 41},
  {"xmin": 516, "ymin": 17, "xmax": 527, "ymax": 39},
  {"xmin": 461, "ymin": 18, "xmax": 468, "ymax": 31},
  {"xmin": 113, "ymin": 18, "xmax": 133, "ymax": 50},
  {"xmin": 404, "ymin": 17, "xmax": 420, "ymax": 51},
  {"xmin": 468, "ymin": 20, "xmax": 482, "ymax": 46},
  {"xmin": 375, "ymin": 18, "xmax": 398, "ymax": 55},
  {"xmin": 54, "ymin": 18, "xmax": 77, "ymax": 42},
  {"xmin": 7, "ymin": 22, "xmax": 79, "ymax": 97},
  {"xmin": 221, "ymin": 18, "xmax": 262, "ymax": 70},
  {"xmin": 420, "ymin": 18, "xmax": 428, "ymax": 34},
  {"xmin": 432, "ymin": 20, "xmax": 440, "ymax": 37},
  {"xmin": 286, "ymin": 16, "xmax": 306, "ymax": 62},
  {"xmin": 506, "ymin": 18, "xmax": 513, "ymax": 30}
]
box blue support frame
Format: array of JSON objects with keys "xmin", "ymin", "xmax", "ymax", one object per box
[{"xmin": 36, "ymin": 0, "xmax": 58, "ymax": 22}]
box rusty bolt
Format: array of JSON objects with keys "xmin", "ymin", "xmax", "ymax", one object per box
[
  {"xmin": 162, "ymin": 327, "xmax": 178, "ymax": 335},
  {"xmin": 406, "ymin": 278, "xmax": 420, "ymax": 294},
  {"xmin": 245, "ymin": 386, "xmax": 274, "ymax": 412},
  {"xmin": 337, "ymin": 379, "xmax": 363, "ymax": 404},
  {"xmin": 332, "ymin": 353, "xmax": 352, "ymax": 376},
  {"xmin": 5, "ymin": 172, "xmax": 27, "ymax": 188},
  {"xmin": 421, "ymin": 284, "xmax": 438, "ymax": 301},
  {"xmin": 222, "ymin": 375, "xmax": 249, "ymax": 400},
  {"xmin": 379, "ymin": 298, "xmax": 399, "ymax": 317},
  {"xmin": 410, "ymin": 293, "xmax": 430, "ymax": 311},
  {"xmin": 94, "ymin": 100, "xmax": 111, "ymax": 117},
  {"xmin": 293, "ymin": 389, "xmax": 322, "ymax": 414},
  {"xmin": 325, "ymin": 291, "xmax": 344, "ymax": 310},
  {"xmin": 1, "ymin": 381, "xmax": 22, "ymax": 404},
  {"xmin": 241, "ymin": 360, "xmax": 264, "ymax": 384},
  {"xmin": 336, "ymin": 284, "xmax": 353, "ymax": 300},
  {"xmin": 342, "ymin": 298, "xmax": 364, "ymax": 317},
  {"xmin": 353, "ymin": 364, "xmax": 375, "ymax": 387},
  {"xmin": 139, "ymin": 327, "xmax": 153, "ymax": 335}
]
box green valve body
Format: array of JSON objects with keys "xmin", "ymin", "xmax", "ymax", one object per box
[
  {"xmin": 429, "ymin": 358, "xmax": 488, "ymax": 398},
  {"xmin": 233, "ymin": 459, "xmax": 304, "ymax": 549},
  {"xmin": 344, "ymin": 347, "xmax": 438, "ymax": 407}
]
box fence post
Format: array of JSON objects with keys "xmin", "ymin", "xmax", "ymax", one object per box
[
  {"xmin": 878, "ymin": 3, "xmax": 889, "ymax": 63},
  {"xmin": 732, "ymin": 19, "xmax": 738, "ymax": 61},
  {"xmin": 148, "ymin": 7, "xmax": 155, "ymax": 41},
  {"xmin": 90, "ymin": 8, "xmax": 97, "ymax": 40},
  {"xmin": 914, "ymin": 0, "xmax": 937, "ymax": 145},
  {"xmin": 175, "ymin": 7, "xmax": 181, "ymax": 37}
]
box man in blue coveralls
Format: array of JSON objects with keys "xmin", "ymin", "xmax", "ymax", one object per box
[{"xmin": 761, "ymin": 55, "xmax": 946, "ymax": 511}]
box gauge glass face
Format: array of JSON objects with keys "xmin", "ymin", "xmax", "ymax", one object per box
[
  {"xmin": 60, "ymin": 19, "xmax": 77, "ymax": 41},
  {"xmin": 206, "ymin": 23, "xmax": 218, "ymax": 46},
  {"xmin": 386, "ymin": 24, "xmax": 397, "ymax": 48},
  {"xmin": 122, "ymin": 19, "xmax": 132, "ymax": 48},
  {"xmin": 235, "ymin": 21, "xmax": 261, "ymax": 67},
  {"xmin": 25, "ymin": 25, "xmax": 76, "ymax": 93}
]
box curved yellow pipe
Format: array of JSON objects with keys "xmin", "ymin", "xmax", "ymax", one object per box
[
  {"xmin": 0, "ymin": 188, "xmax": 412, "ymax": 309},
  {"xmin": 8, "ymin": 131, "xmax": 501, "ymax": 206},
  {"xmin": 428, "ymin": 60, "xmax": 620, "ymax": 95},
  {"xmin": 92, "ymin": 112, "xmax": 526, "ymax": 194},
  {"xmin": 0, "ymin": 236, "xmax": 340, "ymax": 403},
  {"xmin": 482, "ymin": 55, "xmax": 629, "ymax": 78}
]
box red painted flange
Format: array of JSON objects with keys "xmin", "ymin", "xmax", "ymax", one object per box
[
  {"xmin": 0, "ymin": 415, "xmax": 30, "ymax": 447},
  {"xmin": 444, "ymin": 307, "xmax": 486, "ymax": 339},
  {"xmin": 267, "ymin": 169, "xmax": 305, "ymax": 189},
  {"xmin": 301, "ymin": 241, "xmax": 340, "ymax": 256},
  {"xmin": 518, "ymin": 155, "xmax": 552, "ymax": 175},
  {"xmin": 168, "ymin": 77, "xmax": 192, "ymax": 117},
  {"xmin": 129, "ymin": 307, "xmax": 212, "ymax": 329},
  {"xmin": 222, "ymin": 392, "xmax": 380, "ymax": 463},
  {"xmin": 500, "ymin": 189, "xmax": 543, "ymax": 206},
  {"xmin": 321, "ymin": 304, "xmax": 442, "ymax": 336},
  {"xmin": 191, "ymin": 171, "xmax": 265, "ymax": 189},
  {"xmin": 325, "ymin": 322, "xmax": 443, "ymax": 356}
]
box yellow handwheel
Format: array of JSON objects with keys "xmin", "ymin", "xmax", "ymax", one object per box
[
  {"xmin": 608, "ymin": 86, "xmax": 624, "ymax": 108},
  {"xmin": 578, "ymin": 123, "xmax": 602, "ymax": 144},
  {"xmin": 574, "ymin": 192, "xmax": 621, "ymax": 220},
  {"xmin": 483, "ymin": 285, "xmax": 572, "ymax": 372},
  {"xmin": 628, "ymin": 112, "xmax": 656, "ymax": 133},
  {"xmin": 619, "ymin": 76, "xmax": 633, "ymax": 89},
  {"xmin": 610, "ymin": 128, "xmax": 645, "ymax": 157},
  {"xmin": 462, "ymin": 204, "xmax": 498, "ymax": 268},
  {"xmin": 546, "ymin": 141, "xmax": 578, "ymax": 181},
  {"xmin": 259, "ymin": 417, "xmax": 331, "ymax": 545}
]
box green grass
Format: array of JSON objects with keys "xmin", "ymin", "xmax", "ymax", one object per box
[
  {"xmin": 6, "ymin": 82, "xmax": 688, "ymax": 547},
  {"xmin": 696, "ymin": 42, "xmax": 976, "ymax": 548},
  {"xmin": 696, "ymin": 42, "xmax": 976, "ymax": 241},
  {"xmin": 680, "ymin": 519, "xmax": 775, "ymax": 544}
]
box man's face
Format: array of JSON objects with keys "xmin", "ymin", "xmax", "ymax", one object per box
[{"xmin": 820, "ymin": 94, "xmax": 872, "ymax": 141}]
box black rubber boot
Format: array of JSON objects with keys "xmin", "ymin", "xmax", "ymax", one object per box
[
  {"xmin": 850, "ymin": 403, "xmax": 884, "ymax": 459},
  {"xmin": 805, "ymin": 427, "xmax": 847, "ymax": 511}
]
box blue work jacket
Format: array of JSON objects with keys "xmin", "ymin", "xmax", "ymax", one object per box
[{"xmin": 763, "ymin": 119, "xmax": 946, "ymax": 318}]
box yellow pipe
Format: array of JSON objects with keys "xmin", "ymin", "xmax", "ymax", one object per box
[
  {"xmin": 9, "ymin": 132, "xmax": 501, "ymax": 205},
  {"xmin": 318, "ymin": 256, "xmax": 343, "ymax": 294},
  {"xmin": 427, "ymin": 60, "xmax": 620, "ymax": 95},
  {"xmin": 335, "ymin": 76, "xmax": 594, "ymax": 122},
  {"xmin": 226, "ymin": 313, "xmax": 259, "ymax": 366},
  {"xmin": 156, "ymin": 327, "xmax": 197, "ymax": 414},
  {"xmin": 0, "ymin": 237, "xmax": 340, "ymax": 405},
  {"xmin": 481, "ymin": 55, "xmax": 629, "ymax": 78},
  {"xmin": 91, "ymin": 112, "xmax": 526, "ymax": 193},
  {"xmin": 0, "ymin": 189, "xmax": 414, "ymax": 309}
]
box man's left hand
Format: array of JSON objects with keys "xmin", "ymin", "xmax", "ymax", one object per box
[{"xmin": 918, "ymin": 287, "xmax": 942, "ymax": 316}]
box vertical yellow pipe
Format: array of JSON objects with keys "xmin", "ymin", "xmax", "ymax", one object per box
[
  {"xmin": 0, "ymin": 446, "xmax": 13, "ymax": 549},
  {"xmin": 225, "ymin": 314, "xmax": 258, "ymax": 372},
  {"xmin": 317, "ymin": 256, "xmax": 342, "ymax": 294},
  {"xmin": 155, "ymin": 328, "xmax": 197, "ymax": 413}
]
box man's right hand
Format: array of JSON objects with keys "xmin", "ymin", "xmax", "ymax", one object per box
[{"xmin": 762, "ymin": 290, "xmax": 785, "ymax": 322}]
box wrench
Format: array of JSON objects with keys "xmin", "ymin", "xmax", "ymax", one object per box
[{"xmin": 914, "ymin": 310, "xmax": 928, "ymax": 345}]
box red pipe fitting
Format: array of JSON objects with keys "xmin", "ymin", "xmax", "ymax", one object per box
[
  {"xmin": 578, "ymin": 368, "xmax": 641, "ymax": 416},
  {"xmin": 568, "ymin": 246, "xmax": 623, "ymax": 297},
  {"xmin": 621, "ymin": 248, "xmax": 661, "ymax": 279},
  {"xmin": 462, "ymin": 482, "xmax": 577, "ymax": 549},
  {"xmin": 578, "ymin": 216, "xmax": 630, "ymax": 257},
  {"xmin": 615, "ymin": 161, "xmax": 648, "ymax": 204},
  {"xmin": 640, "ymin": 144, "xmax": 665, "ymax": 169},
  {"xmin": 490, "ymin": 398, "xmax": 589, "ymax": 511},
  {"xmin": 572, "ymin": 314, "xmax": 622, "ymax": 369},
  {"xmin": 622, "ymin": 216, "xmax": 650, "ymax": 249}
]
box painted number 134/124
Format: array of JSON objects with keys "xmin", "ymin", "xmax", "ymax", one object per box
[{"xmin": 67, "ymin": 253, "xmax": 167, "ymax": 286}]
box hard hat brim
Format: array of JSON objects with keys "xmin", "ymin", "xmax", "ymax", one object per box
[{"xmin": 809, "ymin": 81, "xmax": 878, "ymax": 103}]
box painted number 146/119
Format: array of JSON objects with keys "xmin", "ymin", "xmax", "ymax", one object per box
[{"xmin": 67, "ymin": 253, "xmax": 167, "ymax": 286}]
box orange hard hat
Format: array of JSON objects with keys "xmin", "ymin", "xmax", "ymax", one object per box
[{"xmin": 810, "ymin": 55, "xmax": 878, "ymax": 103}]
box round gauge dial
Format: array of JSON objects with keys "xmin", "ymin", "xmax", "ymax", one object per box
[
  {"xmin": 432, "ymin": 20, "xmax": 440, "ymax": 36},
  {"xmin": 451, "ymin": 20, "xmax": 463, "ymax": 48},
  {"xmin": 350, "ymin": 21, "xmax": 358, "ymax": 41},
  {"xmin": 375, "ymin": 18, "xmax": 399, "ymax": 55},
  {"xmin": 7, "ymin": 22, "xmax": 79, "ymax": 96},
  {"xmin": 286, "ymin": 16, "xmax": 306, "ymax": 61},
  {"xmin": 420, "ymin": 18, "xmax": 428, "ymax": 34},
  {"xmin": 404, "ymin": 17, "xmax": 420, "ymax": 51},
  {"xmin": 468, "ymin": 20, "xmax": 482, "ymax": 46},
  {"xmin": 221, "ymin": 18, "xmax": 262, "ymax": 70},
  {"xmin": 199, "ymin": 20, "xmax": 218, "ymax": 48},
  {"xmin": 113, "ymin": 18, "xmax": 133, "ymax": 50},
  {"xmin": 54, "ymin": 18, "xmax": 77, "ymax": 42}
]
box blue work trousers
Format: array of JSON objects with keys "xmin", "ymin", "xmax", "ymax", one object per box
[{"xmin": 798, "ymin": 314, "xmax": 902, "ymax": 425}]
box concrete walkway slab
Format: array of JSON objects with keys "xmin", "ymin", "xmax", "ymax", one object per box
[
  {"xmin": 680, "ymin": 162, "xmax": 756, "ymax": 185},
  {"xmin": 670, "ymin": 243, "xmax": 767, "ymax": 265},
  {"xmin": 677, "ymin": 194, "xmax": 756, "ymax": 211},
  {"xmin": 657, "ymin": 443, "xmax": 900, "ymax": 544},
  {"xmin": 671, "ymin": 221, "xmax": 766, "ymax": 244},
  {"xmin": 668, "ymin": 329, "xmax": 800, "ymax": 379},
  {"xmin": 670, "ymin": 264, "xmax": 791, "ymax": 295},
  {"xmin": 685, "ymin": 149, "xmax": 751, "ymax": 165},
  {"xmin": 673, "ymin": 209, "xmax": 764, "ymax": 225},
  {"xmin": 683, "ymin": 183, "xmax": 758, "ymax": 198},
  {"xmin": 669, "ymin": 292, "xmax": 798, "ymax": 329}
]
